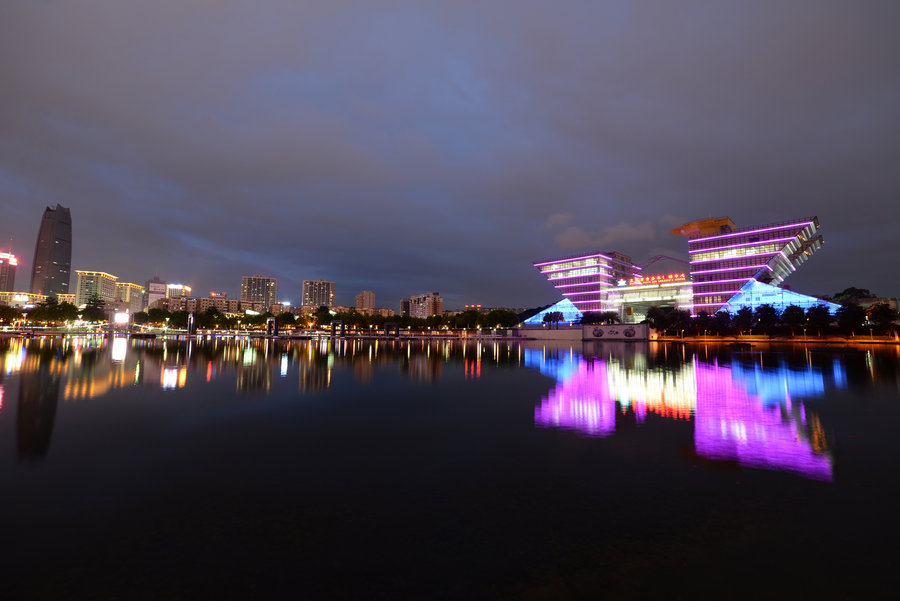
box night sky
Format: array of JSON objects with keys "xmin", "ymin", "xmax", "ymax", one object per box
[{"xmin": 2, "ymin": 1, "xmax": 898, "ymax": 309}]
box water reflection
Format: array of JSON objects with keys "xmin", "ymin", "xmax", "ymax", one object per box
[
  {"xmin": 528, "ymin": 343, "xmax": 850, "ymax": 481},
  {"xmin": 1, "ymin": 336, "xmax": 898, "ymax": 479}
]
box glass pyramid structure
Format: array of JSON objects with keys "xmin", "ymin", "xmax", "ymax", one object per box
[
  {"xmin": 523, "ymin": 298, "xmax": 584, "ymax": 325},
  {"xmin": 717, "ymin": 280, "xmax": 840, "ymax": 314}
]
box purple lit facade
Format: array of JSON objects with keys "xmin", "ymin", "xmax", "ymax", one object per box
[
  {"xmin": 679, "ymin": 218, "xmax": 824, "ymax": 314},
  {"xmin": 533, "ymin": 251, "xmax": 640, "ymax": 313}
]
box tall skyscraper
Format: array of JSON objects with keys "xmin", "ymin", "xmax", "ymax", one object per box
[
  {"xmin": 0, "ymin": 251, "xmax": 17, "ymax": 292},
  {"xmin": 74, "ymin": 270, "xmax": 117, "ymax": 306},
  {"xmin": 355, "ymin": 290, "xmax": 375, "ymax": 313},
  {"xmin": 115, "ymin": 282, "xmax": 144, "ymax": 314},
  {"xmin": 302, "ymin": 279, "xmax": 335, "ymax": 308},
  {"xmin": 30, "ymin": 204, "xmax": 72, "ymax": 297},
  {"xmin": 241, "ymin": 275, "xmax": 278, "ymax": 308}
]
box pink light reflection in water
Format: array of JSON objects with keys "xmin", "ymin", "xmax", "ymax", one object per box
[
  {"xmin": 532, "ymin": 354, "xmax": 833, "ymax": 481},
  {"xmin": 534, "ymin": 360, "xmax": 616, "ymax": 437},
  {"xmin": 694, "ymin": 362, "xmax": 833, "ymax": 481}
]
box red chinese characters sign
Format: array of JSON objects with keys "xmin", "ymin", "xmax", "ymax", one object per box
[{"xmin": 628, "ymin": 273, "xmax": 687, "ymax": 286}]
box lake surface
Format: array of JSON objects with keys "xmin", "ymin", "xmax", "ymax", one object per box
[{"xmin": 2, "ymin": 336, "xmax": 899, "ymax": 599}]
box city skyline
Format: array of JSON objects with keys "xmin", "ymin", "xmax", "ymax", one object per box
[{"xmin": 2, "ymin": 2, "xmax": 899, "ymax": 307}]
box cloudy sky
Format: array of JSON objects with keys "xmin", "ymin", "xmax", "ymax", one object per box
[{"xmin": 2, "ymin": 0, "xmax": 898, "ymax": 309}]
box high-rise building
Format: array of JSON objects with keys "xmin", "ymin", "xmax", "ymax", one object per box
[
  {"xmin": 75, "ymin": 271, "xmax": 117, "ymax": 306},
  {"xmin": 407, "ymin": 292, "xmax": 443, "ymax": 319},
  {"xmin": 302, "ymin": 279, "xmax": 335, "ymax": 309},
  {"xmin": 30, "ymin": 204, "xmax": 72, "ymax": 297},
  {"xmin": 0, "ymin": 251, "xmax": 17, "ymax": 292},
  {"xmin": 166, "ymin": 283, "xmax": 192, "ymax": 298},
  {"xmin": 144, "ymin": 276, "xmax": 167, "ymax": 309},
  {"xmin": 116, "ymin": 282, "xmax": 144, "ymax": 314},
  {"xmin": 355, "ymin": 290, "xmax": 375, "ymax": 313},
  {"xmin": 673, "ymin": 217, "xmax": 825, "ymax": 314},
  {"xmin": 241, "ymin": 275, "xmax": 278, "ymax": 308}
]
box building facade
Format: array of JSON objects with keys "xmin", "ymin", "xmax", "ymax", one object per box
[
  {"xmin": 0, "ymin": 252, "xmax": 17, "ymax": 292},
  {"xmin": 535, "ymin": 216, "xmax": 831, "ymax": 320},
  {"xmin": 166, "ymin": 283, "xmax": 192, "ymax": 299},
  {"xmin": 144, "ymin": 276, "xmax": 167, "ymax": 309},
  {"xmin": 240, "ymin": 275, "xmax": 278, "ymax": 308},
  {"xmin": 355, "ymin": 290, "xmax": 375, "ymax": 313},
  {"xmin": 75, "ymin": 271, "xmax": 118, "ymax": 306},
  {"xmin": 533, "ymin": 252, "xmax": 641, "ymax": 313},
  {"xmin": 30, "ymin": 204, "xmax": 72, "ymax": 297},
  {"xmin": 407, "ymin": 292, "xmax": 443, "ymax": 319},
  {"xmin": 673, "ymin": 217, "xmax": 825, "ymax": 314},
  {"xmin": 302, "ymin": 279, "xmax": 335, "ymax": 308},
  {"xmin": 116, "ymin": 282, "xmax": 145, "ymax": 314}
]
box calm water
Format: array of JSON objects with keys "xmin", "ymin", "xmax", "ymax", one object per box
[{"xmin": 2, "ymin": 336, "xmax": 899, "ymax": 599}]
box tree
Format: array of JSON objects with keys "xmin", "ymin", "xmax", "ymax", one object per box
[
  {"xmin": 644, "ymin": 306, "xmax": 668, "ymax": 331},
  {"xmin": 712, "ymin": 311, "xmax": 732, "ymax": 336},
  {"xmin": 835, "ymin": 304, "xmax": 866, "ymax": 336},
  {"xmin": 806, "ymin": 305, "xmax": 833, "ymax": 336},
  {"xmin": 753, "ymin": 304, "xmax": 779, "ymax": 335},
  {"xmin": 81, "ymin": 294, "xmax": 107, "ymax": 322},
  {"xmin": 580, "ymin": 311, "xmax": 619, "ymax": 325},
  {"xmin": 868, "ymin": 303, "xmax": 898, "ymax": 335},
  {"xmin": 665, "ymin": 309, "xmax": 692, "ymax": 336},
  {"xmin": 543, "ymin": 311, "xmax": 564, "ymax": 329},
  {"xmin": 833, "ymin": 287, "xmax": 873, "ymax": 302},
  {"xmin": 314, "ymin": 306, "xmax": 334, "ymax": 327},
  {"xmin": 781, "ymin": 305, "xmax": 806, "ymax": 336},
  {"xmin": 485, "ymin": 309, "xmax": 520, "ymax": 328},
  {"xmin": 0, "ymin": 305, "xmax": 20, "ymax": 323},
  {"xmin": 277, "ymin": 312, "xmax": 297, "ymax": 327},
  {"xmin": 732, "ymin": 308, "xmax": 753, "ymax": 335}
]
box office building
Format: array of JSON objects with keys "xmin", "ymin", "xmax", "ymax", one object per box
[
  {"xmin": 407, "ymin": 292, "xmax": 443, "ymax": 319},
  {"xmin": 0, "ymin": 251, "xmax": 17, "ymax": 292},
  {"xmin": 30, "ymin": 204, "xmax": 72, "ymax": 297},
  {"xmin": 116, "ymin": 282, "xmax": 145, "ymax": 314},
  {"xmin": 75, "ymin": 271, "xmax": 117, "ymax": 306},
  {"xmin": 302, "ymin": 279, "xmax": 335, "ymax": 309},
  {"xmin": 143, "ymin": 276, "xmax": 167, "ymax": 309},
  {"xmin": 355, "ymin": 290, "xmax": 375, "ymax": 313},
  {"xmin": 166, "ymin": 283, "xmax": 192, "ymax": 298},
  {"xmin": 241, "ymin": 275, "xmax": 278, "ymax": 308},
  {"xmin": 673, "ymin": 217, "xmax": 826, "ymax": 314}
]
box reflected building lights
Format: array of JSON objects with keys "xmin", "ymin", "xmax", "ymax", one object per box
[{"xmin": 527, "ymin": 347, "xmax": 836, "ymax": 481}]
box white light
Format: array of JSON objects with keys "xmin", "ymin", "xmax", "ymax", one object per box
[{"xmin": 114, "ymin": 312, "xmax": 130, "ymax": 325}]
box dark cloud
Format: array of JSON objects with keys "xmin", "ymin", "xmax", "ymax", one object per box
[{"xmin": 1, "ymin": 0, "xmax": 898, "ymax": 308}]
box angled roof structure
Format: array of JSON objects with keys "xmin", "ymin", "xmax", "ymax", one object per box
[
  {"xmin": 523, "ymin": 298, "xmax": 584, "ymax": 325},
  {"xmin": 717, "ymin": 280, "xmax": 840, "ymax": 314}
]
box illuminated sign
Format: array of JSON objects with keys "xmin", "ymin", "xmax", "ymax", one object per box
[{"xmin": 628, "ymin": 273, "xmax": 687, "ymax": 286}]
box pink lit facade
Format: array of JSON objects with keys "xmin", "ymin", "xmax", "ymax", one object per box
[
  {"xmin": 682, "ymin": 218, "xmax": 824, "ymax": 314},
  {"xmin": 533, "ymin": 251, "xmax": 640, "ymax": 313}
]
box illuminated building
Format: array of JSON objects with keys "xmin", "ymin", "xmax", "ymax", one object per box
[
  {"xmin": 144, "ymin": 276, "xmax": 167, "ymax": 309},
  {"xmin": 240, "ymin": 275, "xmax": 278, "ymax": 308},
  {"xmin": 355, "ymin": 290, "xmax": 375, "ymax": 313},
  {"xmin": 302, "ymin": 279, "xmax": 335, "ymax": 309},
  {"xmin": 166, "ymin": 283, "xmax": 192, "ymax": 298},
  {"xmin": 0, "ymin": 251, "xmax": 17, "ymax": 292},
  {"xmin": 673, "ymin": 217, "xmax": 826, "ymax": 314},
  {"xmin": 534, "ymin": 252, "xmax": 641, "ymax": 313},
  {"xmin": 115, "ymin": 282, "xmax": 144, "ymax": 314},
  {"xmin": 57, "ymin": 293, "xmax": 76, "ymax": 305},
  {"xmin": 30, "ymin": 204, "xmax": 72, "ymax": 297},
  {"xmin": 535, "ymin": 216, "xmax": 832, "ymax": 319},
  {"xmin": 0, "ymin": 291, "xmax": 47, "ymax": 308},
  {"xmin": 74, "ymin": 271, "xmax": 118, "ymax": 306},
  {"xmin": 406, "ymin": 292, "xmax": 443, "ymax": 319}
]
